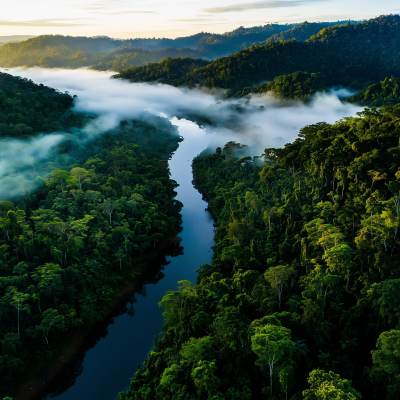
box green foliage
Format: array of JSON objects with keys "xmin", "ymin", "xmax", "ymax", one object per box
[
  {"xmin": 113, "ymin": 57, "xmax": 211, "ymax": 85},
  {"xmin": 0, "ymin": 35, "xmax": 121, "ymax": 68},
  {"xmin": 0, "ymin": 22, "xmax": 352, "ymax": 71},
  {"xmin": 303, "ymin": 369, "xmax": 362, "ymax": 400},
  {"xmin": 0, "ymin": 72, "xmax": 84, "ymax": 137},
  {"xmin": 345, "ymin": 78, "xmax": 400, "ymax": 107},
  {"xmin": 251, "ymin": 324, "xmax": 295, "ymax": 395},
  {"xmin": 152, "ymin": 15, "xmax": 400, "ymax": 94},
  {"xmin": 121, "ymin": 102, "xmax": 400, "ymax": 400},
  {"xmin": 263, "ymin": 21, "xmax": 358, "ymax": 44},
  {"xmin": 234, "ymin": 72, "xmax": 327, "ymax": 101},
  {"xmin": 91, "ymin": 47, "xmax": 205, "ymax": 72},
  {"xmin": 0, "ymin": 77, "xmax": 183, "ymax": 397}
]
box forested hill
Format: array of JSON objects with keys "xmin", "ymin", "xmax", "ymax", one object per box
[
  {"xmin": 0, "ymin": 35, "xmax": 35, "ymax": 46},
  {"xmin": 233, "ymin": 71, "xmax": 327, "ymax": 101},
  {"xmin": 119, "ymin": 104, "xmax": 400, "ymax": 400},
  {"xmin": 0, "ymin": 72, "xmax": 84, "ymax": 137},
  {"xmin": 345, "ymin": 77, "xmax": 400, "ymax": 107},
  {"xmin": 91, "ymin": 47, "xmax": 202, "ymax": 72},
  {"xmin": 260, "ymin": 21, "xmax": 355, "ymax": 44},
  {"xmin": 164, "ymin": 15, "xmax": 400, "ymax": 93},
  {"xmin": 114, "ymin": 57, "xmax": 211, "ymax": 84},
  {"xmin": 0, "ymin": 75, "xmax": 184, "ymax": 397},
  {"xmin": 0, "ymin": 35, "xmax": 123, "ymax": 68},
  {"xmin": 91, "ymin": 21, "xmax": 356, "ymax": 72},
  {"xmin": 0, "ymin": 21, "xmax": 354, "ymax": 70}
]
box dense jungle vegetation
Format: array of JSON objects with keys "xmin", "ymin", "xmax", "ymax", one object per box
[
  {"xmin": 345, "ymin": 77, "xmax": 400, "ymax": 107},
  {"xmin": 0, "ymin": 75, "xmax": 183, "ymax": 397},
  {"xmin": 233, "ymin": 71, "xmax": 326, "ymax": 101},
  {"xmin": 91, "ymin": 47, "xmax": 203, "ymax": 72},
  {"xmin": 259, "ymin": 21, "xmax": 359, "ymax": 44},
  {"xmin": 114, "ymin": 57, "xmax": 211, "ymax": 84},
  {"xmin": 0, "ymin": 21, "xmax": 351, "ymax": 71},
  {"xmin": 0, "ymin": 72, "xmax": 84, "ymax": 137},
  {"xmin": 119, "ymin": 103, "xmax": 400, "ymax": 400},
  {"xmin": 154, "ymin": 15, "xmax": 400, "ymax": 94}
]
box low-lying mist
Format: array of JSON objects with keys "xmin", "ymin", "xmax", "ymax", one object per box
[{"xmin": 1, "ymin": 67, "xmax": 362, "ymax": 200}]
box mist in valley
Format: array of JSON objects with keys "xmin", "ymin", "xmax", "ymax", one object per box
[{"xmin": 0, "ymin": 67, "xmax": 363, "ymax": 200}]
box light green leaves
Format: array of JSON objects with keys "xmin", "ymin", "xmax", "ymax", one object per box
[{"xmin": 303, "ymin": 369, "xmax": 362, "ymax": 400}]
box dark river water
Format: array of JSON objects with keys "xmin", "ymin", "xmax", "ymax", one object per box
[{"xmin": 40, "ymin": 118, "xmax": 215, "ymax": 400}]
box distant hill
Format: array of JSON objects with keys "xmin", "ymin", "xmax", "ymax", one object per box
[
  {"xmin": 261, "ymin": 21, "xmax": 356, "ymax": 43},
  {"xmin": 91, "ymin": 47, "xmax": 203, "ymax": 72},
  {"xmin": 0, "ymin": 21, "xmax": 357, "ymax": 70},
  {"xmin": 162, "ymin": 16, "xmax": 400, "ymax": 94},
  {"xmin": 0, "ymin": 35, "xmax": 35, "ymax": 46},
  {"xmin": 0, "ymin": 35, "xmax": 122, "ymax": 68},
  {"xmin": 114, "ymin": 57, "xmax": 211, "ymax": 84}
]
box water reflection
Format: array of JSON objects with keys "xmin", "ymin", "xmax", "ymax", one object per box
[
  {"xmin": 42, "ymin": 243, "xmax": 182, "ymax": 399},
  {"xmin": 33, "ymin": 118, "xmax": 215, "ymax": 400}
]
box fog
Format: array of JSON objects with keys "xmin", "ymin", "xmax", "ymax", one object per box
[{"xmin": 0, "ymin": 67, "xmax": 363, "ymax": 200}]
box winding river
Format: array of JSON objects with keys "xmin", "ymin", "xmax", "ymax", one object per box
[
  {"xmin": 38, "ymin": 118, "xmax": 216, "ymax": 400},
  {"xmin": 4, "ymin": 68, "xmax": 362, "ymax": 400}
]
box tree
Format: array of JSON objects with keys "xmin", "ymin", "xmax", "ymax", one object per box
[
  {"xmin": 368, "ymin": 170, "xmax": 387, "ymax": 190},
  {"xmin": 70, "ymin": 167, "xmax": 90, "ymax": 190},
  {"xmin": 191, "ymin": 359, "xmax": 221, "ymax": 397},
  {"xmin": 12, "ymin": 262, "xmax": 28, "ymax": 277},
  {"xmin": 371, "ymin": 330, "xmax": 400, "ymax": 375},
  {"xmin": 85, "ymin": 190, "xmax": 102, "ymax": 204},
  {"xmin": 7, "ymin": 287, "xmax": 30, "ymax": 337},
  {"xmin": 33, "ymin": 308, "xmax": 65, "ymax": 345},
  {"xmin": 32, "ymin": 263, "xmax": 63, "ymax": 300},
  {"xmin": 303, "ymin": 369, "xmax": 362, "ymax": 400},
  {"xmin": 264, "ymin": 265, "xmax": 296, "ymax": 309},
  {"xmin": 115, "ymin": 223, "xmax": 132, "ymax": 252},
  {"xmin": 98, "ymin": 199, "xmax": 118, "ymax": 225},
  {"xmin": 227, "ymin": 221, "xmax": 248, "ymax": 245},
  {"xmin": 251, "ymin": 324, "xmax": 295, "ymax": 396},
  {"xmin": 264, "ymin": 206, "xmax": 278, "ymax": 231},
  {"xmin": 180, "ymin": 336, "xmax": 213, "ymax": 363},
  {"xmin": 114, "ymin": 247, "xmax": 126, "ymax": 271},
  {"xmin": 46, "ymin": 170, "xmax": 70, "ymax": 197}
]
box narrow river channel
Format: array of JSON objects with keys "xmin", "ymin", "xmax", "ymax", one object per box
[{"xmin": 38, "ymin": 118, "xmax": 215, "ymax": 400}]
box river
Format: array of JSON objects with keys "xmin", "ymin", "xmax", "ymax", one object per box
[
  {"xmin": 36, "ymin": 118, "xmax": 215, "ymax": 400},
  {"xmin": 4, "ymin": 68, "xmax": 361, "ymax": 400}
]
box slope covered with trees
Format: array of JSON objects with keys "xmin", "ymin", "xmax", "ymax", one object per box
[
  {"xmin": 0, "ymin": 35, "xmax": 123, "ymax": 68},
  {"xmin": 233, "ymin": 71, "xmax": 327, "ymax": 101},
  {"xmin": 91, "ymin": 47, "xmax": 202, "ymax": 72},
  {"xmin": 0, "ymin": 72, "xmax": 84, "ymax": 137},
  {"xmin": 114, "ymin": 57, "xmax": 211, "ymax": 84},
  {"xmin": 119, "ymin": 103, "xmax": 400, "ymax": 400},
  {"xmin": 166, "ymin": 16, "xmax": 400, "ymax": 94},
  {"xmin": 0, "ymin": 76, "xmax": 183, "ymax": 397},
  {"xmin": 261, "ymin": 21, "xmax": 356, "ymax": 44},
  {"xmin": 345, "ymin": 77, "xmax": 400, "ymax": 107},
  {"xmin": 0, "ymin": 21, "xmax": 353, "ymax": 70}
]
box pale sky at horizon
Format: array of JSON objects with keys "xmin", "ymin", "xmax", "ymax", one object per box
[{"xmin": 0, "ymin": 0, "xmax": 399, "ymax": 39}]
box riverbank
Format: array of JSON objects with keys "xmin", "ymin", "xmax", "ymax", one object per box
[{"xmin": 13, "ymin": 243, "xmax": 178, "ymax": 400}]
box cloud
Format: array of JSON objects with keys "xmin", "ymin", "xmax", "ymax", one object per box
[
  {"xmin": 0, "ymin": 18, "xmax": 96, "ymax": 27},
  {"xmin": 202, "ymin": 0, "xmax": 324, "ymax": 14},
  {"xmin": 171, "ymin": 19, "xmax": 224, "ymax": 22}
]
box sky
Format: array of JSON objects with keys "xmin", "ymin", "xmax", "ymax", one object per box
[{"xmin": 0, "ymin": 0, "xmax": 399, "ymax": 39}]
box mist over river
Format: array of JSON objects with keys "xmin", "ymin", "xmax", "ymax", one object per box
[{"xmin": 2, "ymin": 68, "xmax": 362, "ymax": 399}]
